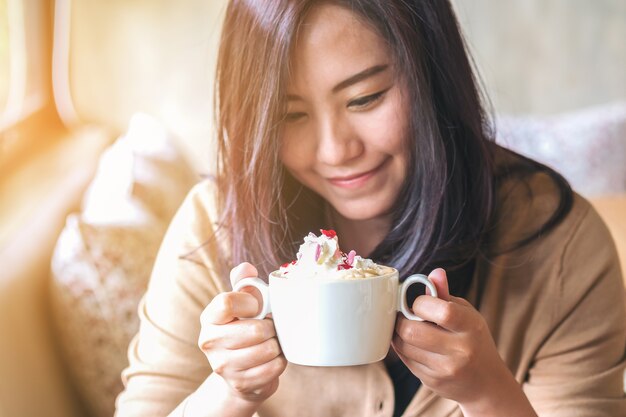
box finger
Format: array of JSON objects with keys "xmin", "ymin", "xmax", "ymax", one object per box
[
  {"xmin": 450, "ymin": 295, "xmax": 473, "ymax": 307},
  {"xmin": 394, "ymin": 316, "xmax": 453, "ymax": 354},
  {"xmin": 210, "ymin": 338, "xmax": 282, "ymax": 378},
  {"xmin": 410, "ymin": 296, "xmax": 468, "ymax": 332},
  {"xmin": 199, "ymin": 317, "xmax": 276, "ymax": 350},
  {"xmin": 395, "ymin": 350, "xmax": 443, "ymax": 393},
  {"xmin": 395, "ymin": 353, "xmax": 436, "ymax": 381},
  {"xmin": 230, "ymin": 262, "xmax": 259, "ymax": 287},
  {"xmin": 230, "ymin": 337, "xmax": 283, "ymax": 371},
  {"xmin": 427, "ymin": 268, "xmax": 450, "ymax": 301},
  {"xmin": 201, "ymin": 291, "xmax": 260, "ymax": 325},
  {"xmin": 228, "ymin": 354, "xmax": 288, "ymax": 395},
  {"xmin": 391, "ymin": 337, "xmax": 438, "ymax": 376},
  {"xmin": 234, "ymin": 379, "xmax": 279, "ymax": 403},
  {"xmin": 230, "ymin": 262, "xmax": 264, "ymax": 311}
]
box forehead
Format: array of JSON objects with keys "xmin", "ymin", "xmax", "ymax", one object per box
[{"xmin": 288, "ymin": 3, "xmax": 391, "ymax": 89}]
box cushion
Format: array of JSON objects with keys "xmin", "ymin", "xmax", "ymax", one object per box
[
  {"xmin": 50, "ymin": 114, "xmax": 198, "ymax": 417},
  {"xmin": 590, "ymin": 196, "xmax": 626, "ymax": 286},
  {"xmin": 496, "ymin": 101, "xmax": 626, "ymax": 197}
]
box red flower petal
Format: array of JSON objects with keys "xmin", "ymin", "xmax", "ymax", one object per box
[
  {"xmin": 320, "ymin": 229, "xmax": 337, "ymax": 238},
  {"xmin": 281, "ymin": 260, "xmax": 297, "ymax": 268}
]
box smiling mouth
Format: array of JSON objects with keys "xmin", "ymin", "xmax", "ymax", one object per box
[{"xmin": 327, "ymin": 158, "xmax": 390, "ymax": 189}]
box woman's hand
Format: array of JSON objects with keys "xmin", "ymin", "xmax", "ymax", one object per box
[
  {"xmin": 392, "ymin": 268, "xmax": 537, "ymax": 417},
  {"xmin": 198, "ymin": 262, "xmax": 287, "ymax": 406}
]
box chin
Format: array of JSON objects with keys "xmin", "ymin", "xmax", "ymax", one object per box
[{"xmin": 333, "ymin": 199, "xmax": 393, "ymax": 222}]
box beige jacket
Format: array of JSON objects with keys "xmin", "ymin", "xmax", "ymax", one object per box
[{"xmin": 115, "ymin": 164, "xmax": 626, "ymax": 417}]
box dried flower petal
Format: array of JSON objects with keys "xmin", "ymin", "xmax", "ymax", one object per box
[{"xmin": 347, "ymin": 250, "xmax": 356, "ymax": 266}]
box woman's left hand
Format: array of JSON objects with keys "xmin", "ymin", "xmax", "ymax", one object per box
[{"xmin": 392, "ymin": 268, "xmax": 525, "ymax": 413}]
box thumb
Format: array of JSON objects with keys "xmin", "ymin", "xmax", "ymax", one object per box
[
  {"xmin": 229, "ymin": 262, "xmax": 263, "ymax": 313},
  {"xmin": 427, "ymin": 268, "xmax": 450, "ymax": 302},
  {"xmin": 229, "ymin": 262, "xmax": 259, "ymax": 288}
]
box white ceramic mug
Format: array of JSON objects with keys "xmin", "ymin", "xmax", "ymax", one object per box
[{"xmin": 233, "ymin": 268, "xmax": 438, "ymax": 367}]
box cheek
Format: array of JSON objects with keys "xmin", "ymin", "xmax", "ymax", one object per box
[
  {"xmin": 279, "ymin": 132, "xmax": 309, "ymax": 175},
  {"xmin": 358, "ymin": 102, "xmax": 408, "ymax": 155}
]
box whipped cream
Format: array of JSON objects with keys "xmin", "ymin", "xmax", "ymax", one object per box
[{"xmin": 278, "ymin": 229, "xmax": 391, "ymax": 279}]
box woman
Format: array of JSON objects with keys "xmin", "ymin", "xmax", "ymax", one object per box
[{"xmin": 115, "ymin": 1, "xmax": 626, "ymax": 416}]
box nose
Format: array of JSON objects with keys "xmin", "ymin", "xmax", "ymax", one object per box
[{"xmin": 315, "ymin": 114, "xmax": 364, "ymax": 166}]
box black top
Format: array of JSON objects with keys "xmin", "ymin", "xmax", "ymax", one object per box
[{"xmin": 385, "ymin": 259, "xmax": 476, "ymax": 416}]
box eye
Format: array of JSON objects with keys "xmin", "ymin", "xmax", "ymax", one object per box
[
  {"xmin": 348, "ymin": 89, "xmax": 388, "ymax": 110},
  {"xmin": 283, "ymin": 112, "xmax": 307, "ymax": 123}
]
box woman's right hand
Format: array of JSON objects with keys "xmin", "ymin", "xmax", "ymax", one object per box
[{"xmin": 198, "ymin": 262, "xmax": 287, "ymax": 405}]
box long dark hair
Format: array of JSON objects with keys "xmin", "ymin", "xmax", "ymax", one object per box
[{"xmin": 213, "ymin": 0, "xmax": 573, "ymax": 291}]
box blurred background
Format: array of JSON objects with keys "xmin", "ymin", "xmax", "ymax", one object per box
[{"xmin": 0, "ymin": 1, "xmax": 624, "ymax": 417}]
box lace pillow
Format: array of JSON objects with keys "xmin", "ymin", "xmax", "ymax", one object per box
[{"xmin": 50, "ymin": 114, "xmax": 198, "ymax": 417}]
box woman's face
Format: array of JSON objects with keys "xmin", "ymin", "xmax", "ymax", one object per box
[{"xmin": 280, "ymin": 3, "xmax": 409, "ymax": 222}]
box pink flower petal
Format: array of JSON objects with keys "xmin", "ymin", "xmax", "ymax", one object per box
[{"xmin": 347, "ymin": 250, "xmax": 356, "ymax": 266}]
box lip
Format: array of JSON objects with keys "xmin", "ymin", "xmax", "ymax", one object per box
[{"xmin": 327, "ymin": 159, "xmax": 389, "ymax": 189}]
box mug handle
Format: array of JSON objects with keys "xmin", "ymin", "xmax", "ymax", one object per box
[
  {"xmin": 232, "ymin": 277, "xmax": 272, "ymax": 320},
  {"xmin": 398, "ymin": 274, "xmax": 438, "ymax": 321}
]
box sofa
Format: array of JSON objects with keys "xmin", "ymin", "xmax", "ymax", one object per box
[
  {"xmin": 0, "ymin": 1, "xmax": 624, "ymax": 417},
  {"xmin": 56, "ymin": 104, "xmax": 626, "ymax": 417}
]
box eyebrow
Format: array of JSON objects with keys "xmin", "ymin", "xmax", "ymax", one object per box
[{"xmin": 287, "ymin": 64, "xmax": 389, "ymax": 102}]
